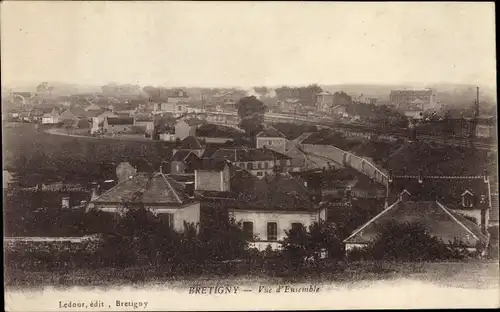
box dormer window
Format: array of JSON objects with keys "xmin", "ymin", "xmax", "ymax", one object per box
[
  {"xmin": 461, "ymin": 190, "xmax": 474, "ymax": 208},
  {"xmin": 399, "ymin": 189, "xmax": 411, "ymax": 202}
]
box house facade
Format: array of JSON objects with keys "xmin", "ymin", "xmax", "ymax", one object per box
[
  {"xmin": 103, "ymin": 117, "xmax": 134, "ymax": 134},
  {"xmin": 175, "ymin": 118, "xmax": 204, "ymax": 140},
  {"xmin": 41, "ymin": 108, "xmax": 60, "ymax": 124},
  {"xmin": 170, "ymin": 151, "xmax": 200, "ymax": 175},
  {"xmin": 205, "ymin": 147, "xmax": 293, "ymax": 178},
  {"xmin": 256, "ymin": 126, "xmax": 288, "ymax": 154},
  {"xmin": 227, "ymin": 173, "xmax": 326, "ymax": 251},
  {"xmin": 194, "ymin": 160, "xmax": 231, "ymax": 192}
]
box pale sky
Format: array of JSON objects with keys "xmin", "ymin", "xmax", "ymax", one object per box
[{"xmin": 1, "ymin": 2, "xmax": 496, "ymax": 88}]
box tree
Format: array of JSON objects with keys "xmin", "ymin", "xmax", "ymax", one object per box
[
  {"xmin": 358, "ymin": 221, "xmax": 469, "ymax": 261},
  {"xmin": 237, "ymin": 96, "xmax": 267, "ymax": 137}
]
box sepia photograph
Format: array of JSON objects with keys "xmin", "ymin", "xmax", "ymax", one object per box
[{"xmin": 2, "ymin": 1, "xmax": 499, "ymax": 310}]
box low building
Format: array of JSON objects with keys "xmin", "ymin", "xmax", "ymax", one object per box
[
  {"xmin": 194, "ymin": 159, "xmax": 232, "ymax": 192},
  {"xmin": 88, "ymin": 172, "xmax": 200, "ymax": 233},
  {"xmin": 89, "ymin": 110, "xmax": 118, "ymax": 134},
  {"xmin": 175, "ymin": 118, "xmax": 205, "ymax": 140},
  {"xmin": 133, "ymin": 114, "xmax": 154, "ymax": 134},
  {"xmin": 256, "ymin": 126, "xmax": 288, "ymax": 154},
  {"xmin": 343, "ymin": 199, "xmax": 488, "ymax": 254},
  {"xmin": 170, "ymin": 151, "xmax": 201, "ymax": 175},
  {"xmin": 205, "ymin": 147, "xmax": 293, "ymax": 178},
  {"xmin": 228, "ymin": 173, "xmax": 327, "ymax": 251},
  {"xmin": 173, "ymin": 136, "xmax": 205, "ymax": 158},
  {"xmin": 388, "ymin": 172, "xmax": 493, "ymax": 231},
  {"xmin": 103, "ymin": 117, "xmax": 134, "ymax": 134},
  {"xmin": 41, "ymin": 108, "xmax": 60, "ymax": 124}
]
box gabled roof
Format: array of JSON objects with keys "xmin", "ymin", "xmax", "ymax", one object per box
[
  {"xmin": 232, "ymin": 173, "xmax": 315, "ymax": 211},
  {"xmin": 178, "ymin": 136, "xmax": 203, "ymax": 150},
  {"xmin": 91, "ymin": 172, "xmax": 193, "ymax": 206},
  {"xmin": 84, "ymin": 103, "xmax": 102, "ymax": 111},
  {"xmin": 170, "ymin": 150, "xmax": 199, "ymax": 162},
  {"xmin": 389, "ymin": 176, "xmax": 490, "ymax": 208},
  {"xmin": 197, "ymin": 159, "xmax": 230, "ymax": 171},
  {"xmin": 107, "ymin": 117, "xmax": 134, "ymax": 125},
  {"xmin": 343, "ymin": 200, "xmax": 487, "ymax": 247},
  {"xmin": 256, "ymin": 126, "xmax": 287, "ymax": 138}
]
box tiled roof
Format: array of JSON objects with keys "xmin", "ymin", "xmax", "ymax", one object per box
[
  {"xmin": 92, "ymin": 172, "xmax": 193, "ymax": 206},
  {"xmin": 344, "ymin": 200, "xmax": 487, "ymax": 247},
  {"xmin": 389, "ymin": 176, "xmax": 490, "ymax": 208},
  {"xmin": 107, "ymin": 117, "xmax": 134, "ymax": 125},
  {"xmin": 170, "ymin": 150, "xmax": 198, "ymax": 162},
  {"xmin": 178, "ymin": 136, "xmax": 203, "ymax": 150},
  {"xmin": 198, "ymin": 159, "xmax": 230, "ymax": 171},
  {"xmin": 209, "ymin": 148, "xmax": 291, "ymax": 162},
  {"xmin": 257, "ymin": 126, "xmax": 287, "ymax": 138},
  {"xmin": 232, "ymin": 173, "xmax": 314, "ymax": 211}
]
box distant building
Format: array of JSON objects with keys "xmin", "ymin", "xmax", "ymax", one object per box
[
  {"xmin": 204, "ymin": 147, "xmax": 292, "ymax": 178},
  {"xmin": 390, "ymin": 89, "xmax": 436, "ymax": 117},
  {"xmin": 173, "ymin": 136, "xmax": 205, "ymax": 158},
  {"xmin": 175, "ymin": 118, "xmax": 205, "ymax": 140},
  {"xmin": 103, "ymin": 117, "xmax": 134, "ymax": 134},
  {"xmin": 316, "ymin": 91, "xmax": 334, "ymax": 112},
  {"xmin": 170, "ymin": 151, "xmax": 200, "ymax": 175},
  {"xmin": 194, "ymin": 159, "xmax": 232, "ymax": 192},
  {"xmin": 41, "ymin": 108, "xmax": 60, "ymax": 124},
  {"xmin": 256, "ymin": 126, "xmax": 288, "ymax": 154}
]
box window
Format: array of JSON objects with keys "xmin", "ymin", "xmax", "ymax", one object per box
[
  {"xmin": 462, "ymin": 195, "xmax": 473, "ymax": 208},
  {"xmin": 264, "ymin": 162, "xmax": 269, "ymax": 169},
  {"xmin": 246, "ymin": 163, "xmax": 252, "ymax": 170},
  {"xmin": 258, "ymin": 162, "xmax": 263, "ymax": 169},
  {"xmin": 160, "ymin": 213, "xmax": 174, "ymax": 229},
  {"xmin": 268, "ymin": 140, "xmax": 273, "ymax": 145},
  {"xmin": 243, "ymin": 222, "xmax": 254, "ymax": 240},
  {"xmin": 267, "ymin": 222, "xmax": 278, "ymax": 241},
  {"xmin": 256, "ymin": 172, "xmax": 263, "ymax": 177},
  {"xmin": 178, "ymin": 106, "xmax": 182, "ymax": 111},
  {"xmin": 291, "ymin": 222, "xmax": 303, "ymax": 232}
]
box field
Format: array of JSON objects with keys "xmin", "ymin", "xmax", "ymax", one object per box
[{"xmin": 4, "ymin": 260, "xmax": 499, "ymax": 290}]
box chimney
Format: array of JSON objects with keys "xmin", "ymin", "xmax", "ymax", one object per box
[
  {"xmin": 483, "ymin": 169, "xmax": 489, "ymax": 183},
  {"xmin": 90, "ymin": 182, "xmax": 100, "ymax": 201},
  {"xmin": 185, "ymin": 182, "xmax": 195, "ymax": 198}
]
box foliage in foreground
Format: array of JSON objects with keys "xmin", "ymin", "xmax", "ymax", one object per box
[{"xmin": 346, "ymin": 221, "xmax": 482, "ymax": 261}]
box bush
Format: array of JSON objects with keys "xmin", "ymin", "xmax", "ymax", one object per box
[{"xmin": 350, "ymin": 221, "xmax": 475, "ymax": 261}]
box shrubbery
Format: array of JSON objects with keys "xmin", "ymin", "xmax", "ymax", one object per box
[{"xmin": 346, "ymin": 221, "xmax": 480, "ymax": 261}]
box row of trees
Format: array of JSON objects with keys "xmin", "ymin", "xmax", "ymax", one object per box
[{"xmin": 6, "ymin": 201, "xmax": 481, "ymax": 274}]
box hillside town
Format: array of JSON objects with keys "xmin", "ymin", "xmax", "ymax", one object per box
[
  {"xmin": 3, "ymin": 83, "xmax": 498, "ymax": 262},
  {"xmin": 2, "ymin": 4, "xmax": 498, "ymax": 305}
]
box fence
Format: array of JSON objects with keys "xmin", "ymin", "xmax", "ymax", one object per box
[{"xmin": 300, "ymin": 143, "xmax": 389, "ymax": 186}]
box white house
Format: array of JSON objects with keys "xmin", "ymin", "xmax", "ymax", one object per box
[
  {"xmin": 88, "ymin": 171, "xmax": 200, "ymax": 233},
  {"xmin": 256, "ymin": 126, "xmax": 288, "ymax": 154}
]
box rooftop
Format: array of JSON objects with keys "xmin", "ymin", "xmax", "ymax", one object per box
[
  {"xmin": 91, "ymin": 172, "xmax": 194, "ymax": 206},
  {"xmin": 107, "ymin": 117, "xmax": 134, "ymax": 125},
  {"xmin": 177, "ymin": 136, "xmax": 204, "ymax": 150},
  {"xmin": 344, "ymin": 200, "xmax": 487, "ymax": 247},
  {"xmin": 256, "ymin": 126, "xmax": 287, "ymax": 138}
]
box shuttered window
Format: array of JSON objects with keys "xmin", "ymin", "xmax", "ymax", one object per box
[{"xmin": 267, "ymin": 222, "xmax": 278, "ymax": 241}]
